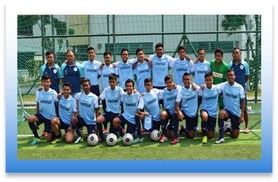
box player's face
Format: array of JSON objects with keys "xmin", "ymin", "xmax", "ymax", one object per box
[
  {"xmin": 198, "ymin": 50, "xmax": 205, "ymax": 61},
  {"xmin": 205, "ymin": 76, "xmax": 213, "ymax": 88},
  {"xmin": 82, "ymin": 81, "xmax": 91, "ymax": 93},
  {"xmin": 144, "ymin": 82, "xmax": 153, "ymax": 92},
  {"xmin": 42, "ymin": 79, "xmax": 51, "ymax": 90},
  {"xmin": 137, "ymin": 51, "xmax": 145, "ymax": 61},
  {"xmin": 165, "ymin": 79, "xmax": 174, "ymax": 90},
  {"xmin": 109, "ymin": 79, "xmax": 117, "ymax": 89},
  {"xmin": 104, "ymin": 54, "xmax": 111, "ymax": 65},
  {"xmin": 87, "ymin": 49, "xmax": 96, "ymax": 60},
  {"xmin": 46, "ymin": 54, "xmax": 55, "ymax": 65},
  {"xmin": 62, "ymin": 86, "xmax": 71, "ymax": 97},
  {"xmin": 215, "ymin": 52, "xmax": 223, "ymax": 63},
  {"xmin": 121, "ymin": 51, "xmax": 129, "ymax": 62},
  {"xmin": 178, "ymin": 49, "xmax": 186, "ymax": 60},
  {"xmin": 227, "ymin": 71, "xmax": 235, "ymax": 83},
  {"xmin": 183, "ymin": 75, "xmax": 191, "ymax": 87},
  {"xmin": 232, "ymin": 49, "xmax": 241, "ymax": 61},
  {"xmin": 125, "ymin": 82, "xmax": 134, "ymax": 94},
  {"xmin": 155, "ymin": 47, "xmax": 164, "ymax": 57},
  {"xmin": 66, "ymin": 51, "xmax": 75, "ymax": 64}
]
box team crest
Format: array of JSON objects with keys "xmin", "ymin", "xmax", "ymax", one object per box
[
  {"xmin": 240, "ymin": 65, "xmax": 244, "ymax": 69},
  {"xmin": 73, "ymin": 67, "xmax": 78, "ymax": 72}
]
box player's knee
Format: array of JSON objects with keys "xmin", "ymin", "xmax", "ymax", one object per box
[
  {"xmin": 113, "ymin": 118, "xmax": 120, "ymax": 127},
  {"xmin": 219, "ymin": 110, "xmax": 227, "ymax": 119},
  {"xmin": 51, "ymin": 117, "xmax": 59, "ymax": 125},
  {"xmin": 231, "ymin": 129, "xmax": 240, "ymax": 138},
  {"xmin": 207, "ymin": 130, "xmax": 215, "ymax": 139},
  {"xmin": 160, "ymin": 111, "xmax": 168, "ymax": 120},
  {"xmin": 187, "ymin": 130, "xmax": 195, "ymax": 138},
  {"xmin": 65, "ymin": 132, "xmax": 74, "ymax": 144},
  {"xmin": 27, "ymin": 115, "xmax": 37, "ymax": 123},
  {"xmin": 46, "ymin": 132, "xmax": 54, "ymax": 142},
  {"xmin": 96, "ymin": 115, "xmax": 104, "ymax": 123},
  {"xmin": 200, "ymin": 111, "xmax": 208, "ymax": 121}
]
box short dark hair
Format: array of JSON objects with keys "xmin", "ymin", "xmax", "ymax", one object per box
[
  {"xmin": 81, "ymin": 78, "xmax": 91, "ymax": 86},
  {"xmin": 121, "ymin": 48, "xmax": 129, "ymax": 55},
  {"xmin": 214, "ymin": 48, "xmax": 223, "ymax": 56},
  {"xmin": 66, "ymin": 49, "xmax": 75, "ymax": 56},
  {"xmin": 144, "ymin": 78, "xmax": 152, "ymax": 84},
  {"xmin": 232, "ymin": 47, "xmax": 241, "ymax": 52},
  {"xmin": 45, "ymin": 50, "xmax": 55, "ymax": 57},
  {"xmin": 103, "ymin": 51, "xmax": 112, "ymax": 57},
  {"xmin": 164, "ymin": 74, "xmax": 173, "ymax": 83},
  {"xmin": 182, "ymin": 72, "xmax": 191, "ymax": 79},
  {"xmin": 62, "ymin": 83, "xmax": 72, "ymax": 89},
  {"xmin": 136, "ymin": 48, "xmax": 144, "ymax": 55},
  {"xmin": 205, "ymin": 72, "xmax": 213, "ymax": 78},
  {"xmin": 41, "ymin": 75, "xmax": 51, "ymax": 82},
  {"xmin": 125, "ymin": 79, "xmax": 135, "ymax": 87},
  {"xmin": 108, "ymin": 73, "xmax": 118, "ymax": 81},
  {"xmin": 155, "ymin": 43, "xmax": 164, "ymax": 49},
  {"xmin": 198, "ymin": 48, "xmax": 206, "ymax": 53},
  {"xmin": 87, "ymin": 47, "xmax": 95, "ymax": 52},
  {"xmin": 178, "ymin": 46, "xmax": 186, "ymax": 53}
]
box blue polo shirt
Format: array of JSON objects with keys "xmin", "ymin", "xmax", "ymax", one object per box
[
  {"xmin": 40, "ymin": 63, "xmax": 60, "ymax": 93},
  {"xmin": 228, "ymin": 60, "xmax": 250, "ymax": 90}
]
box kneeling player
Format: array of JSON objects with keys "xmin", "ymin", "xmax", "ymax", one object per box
[
  {"xmin": 112, "ymin": 79, "xmax": 144, "ymax": 144},
  {"xmin": 198, "ymin": 72, "xmax": 221, "ymax": 144},
  {"xmin": 215, "ymin": 69, "xmax": 245, "ymax": 144},
  {"xmin": 51, "ymin": 83, "xmax": 77, "ymax": 144},
  {"xmin": 27, "ymin": 75, "xmax": 58, "ymax": 145},
  {"xmin": 159, "ymin": 75, "xmax": 181, "ymax": 144},
  {"xmin": 73, "ymin": 79, "xmax": 101, "ymax": 144}
]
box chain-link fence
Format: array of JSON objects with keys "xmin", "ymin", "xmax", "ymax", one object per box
[{"xmin": 17, "ymin": 15, "xmax": 261, "ymax": 112}]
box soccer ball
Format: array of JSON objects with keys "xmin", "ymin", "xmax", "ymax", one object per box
[
  {"xmin": 106, "ymin": 133, "xmax": 118, "ymax": 146},
  {"xmin": 87, "ymin": 133, "xmax": 99, "ymax": 146},
  {"xmin": 123, "ymin": 133, "xmax": 134, "ymax": 146},
  {"xmin": 150, "ymin": 130, "xmax": 161, "ymax": 141}
]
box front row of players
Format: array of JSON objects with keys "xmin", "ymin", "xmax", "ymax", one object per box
[{"xmin": 27, "ymin": 69, "xmax": 245, "ymax": 146}]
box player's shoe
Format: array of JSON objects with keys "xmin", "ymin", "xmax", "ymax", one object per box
[
  {"xmin": 103, "ymin": 129, "xmax": 109, "ymax": 135},
  {"xmin": 132, "ymin": 138, "xmax": 141, "ymax": 144},
  {"xmin": 74, "ymin": 136, "xmax": 83, "ymax": 144},
  {"xmin": 215, "ymin": 137, "xmax": 225, "ymax": 144},
  {"xmin": 138, "ymin": 138, "xmax": 144, "ymax": 143},
  {"xmin": 30, "ymin": 138, "xmax": 40, "ymax": 145},
  {"xmin": 244, "ymin": 128, "xmax": 250, "ymax": 134},
  {"xmin": 117, "ymin": 136, "xmax": 123, "ymax": 143},
  {"xmin": 202, "ymin": 136, "xmax": 208, "ymax": 144},
  {"xmin": 159, "ymin": 135, "xmax": 168, "ymax": 143},
  {"xmin": 170, "ymin": 138, "xmax": 179, "ymax": 145}
]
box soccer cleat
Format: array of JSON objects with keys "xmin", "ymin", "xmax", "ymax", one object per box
[
  {"xmin": 30, "ymin": 138, "xmax": 40, "ymax": 145},
  {"xmin": 244, "ymin": 128, "xmax": 250, "ymax": 134},
  {"xmin": 202, "ymin": 136, "xmax": 208, "ymax": 144},
  {"xmin": 103, "ymin": 129, "xmax": 109, "ymax": 135},
  {"xmin": 117, "ymin": 136, "xmax": 123, "ymax": 143},
  {"xmin": 215, "ymin": 138, "xmax": 225, "ymax": 144},
  {"xmin": 159, "ymin": 135, "xmax": 168, "ymax": 143},
  {"xmin": 132, "ymin": 138, "xmax": 140, "ymax": 144},
  {"xmin": 170, "ymin": 138, "xmax": 179, "ymax": 145},
  {"xmin": 74, "ymin": 136, "xmax": 83, "ymax": 144},
  {"xmin": 138, "ymin": 138, "xmax": 144, "ymax": 143}
]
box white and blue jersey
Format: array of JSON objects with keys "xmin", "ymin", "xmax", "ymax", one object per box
[
  {"xmin": 58, "ymin": 95, "xmax": 77, "ymax": 125},
  {"xmin": 35, "ymin": 88, "xmax": 58, "ymax": 120},
  {"xmin": 133, "ymin": 60, "xmax": 151, "ymax": 93},
  {"xmin": 191, "ymin": 60, "xmax": 211, "ymax": 86},
  {"xmin": 82, "ymin": 60, "xmax": 101, "ymax": 86},
  {"xmin": 159, "ymin": 85, "xmax": 181, "ymax": 115},
  {"xmin": 99, "ymin": 86, "xmax": 124, "ymax": 114},
  {"xmin": 40, "ymin": 64, "xmax": 60, "ymax": 93},
  {"xmin": 170, "ymin": 58, "xmax": 193, "ymax": 85},
  {"xmin": 150, "ymin": 54, "xmax": 174, "ymax": 87},
  {"xmin": 228, "ymin": 60, "xmax": 250, "ymax": 90},
  {"xmin": 99, "ymin": 64, "xmax": 117, "ymax": 91},
  {"xmin": 121, "ymin": 92, "xmax": 144, "ymax": 124},
  {"xmin": 198, "ymin": 85, "xmax": 221, "ymax": 118},
  {"xmin": 142, "ymin": 89, "xmax": 161, "ymax": 121},
  {"xmin": 75, "ymin": 92, "xmax": 99, "ymax": 125},
  {"xmin": 176, "ymin": 85, "xmax": 198, "ymax": 117},
  {"xmin": 60, "ymin": 61, "xmax": 84, "ymax": 94},
  {"xmin": 218, "ymin": 82, "xmax": 245, "ymax": 117},
  {"xmin": 115, "ymin": 59, "xmax": 136, "ymax": 88}
]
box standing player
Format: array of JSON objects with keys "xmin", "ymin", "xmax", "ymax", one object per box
[
  {"xmin": 51, "ymin": 83, "xmax": 77, "ymax": 144},
  {"xmin": 112, "ymin": 79, "xmax": 144, "ymax": 144},
  {"xmin": 133, "ymin": 48, "xmax": 151, "ymax": 94},
  {"xmin": 228, "ymin": 47, "xmax": 250, "ymax": 133},
  {"xmin": 27, "ymin": 75, "xmax": 58, "ymax": 145},
  {"xmin": 159, "ymin": 75, "xmax": 181, "ymax": 144},
  {"xmin": 149, "ymin": 43, "xmax": 174, "ymax": 90},
  {"xmin": 170, "ymin": 46, "xmax": 193, "ymax": 86},
  {"xmin": 82, "ymin": 47, "xmax": 102, "ymax": 96},
  {"xmin": 40, "ymin": 50, "xmax": 60, "ymax": 93},
  {"xmin": 73, "ymin": 79, "xmax": 101, "ymax": 144},
  {"xmin": 60, "ymin": 49, "xmax": 84, "ymax": 96},
  {"xmin": 97, "ymin": 73, "xmax": 124, "ymax": 137},
  {"xmin": 175, "ymin": 73, "xmax": 199, "ymax": 139},
  {"xmin": 198, "ymin": 72, "xmax": 221, "ymax": 144},
  {"xmin": 215, "ymin": 69, "xmax": 245, "ymax": 144}
]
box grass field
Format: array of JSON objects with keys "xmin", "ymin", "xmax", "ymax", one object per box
[{"xmin": 17, "ymin": 103, "xmax": 261, "ymax": 160}]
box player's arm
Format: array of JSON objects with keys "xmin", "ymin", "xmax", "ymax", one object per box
[{"xmin": 175, "ymin": 91, "xmax": 184, "ymax": 120}]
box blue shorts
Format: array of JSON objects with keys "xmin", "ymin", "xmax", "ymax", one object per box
[
  {"xmin": 35, "ymin": 113, "xmax": 52, "ymax": 133},
  {"xmin": 225, "ymin": 109, "xmax": 240, "ymax": 130},
  {"xmin": 77, "ymin": 116, "xmax": 96, "ymax": 134},
  {"xmin": 200, "ymin": 110, "xmax": 216, "ymax": 131},
  {"xmin": 182, "ymin": 111, "xmax": 198, "ymax": 132},
  {"xmin": 118, "ymin": 115, "xmax": 136, "ymax": 134},
  {"xmin": 59, "ymin": 118, "xmax": 71, "ymax": 132}
]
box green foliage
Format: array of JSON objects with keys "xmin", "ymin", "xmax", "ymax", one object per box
[{"xmin": 221, "ymin": 15, "xmax": 246, "ymax": 34}]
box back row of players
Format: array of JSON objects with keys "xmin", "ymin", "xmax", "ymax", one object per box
[{"xmin": 27, "ymin": 43, "xmax": 250, "ymax": 145}]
